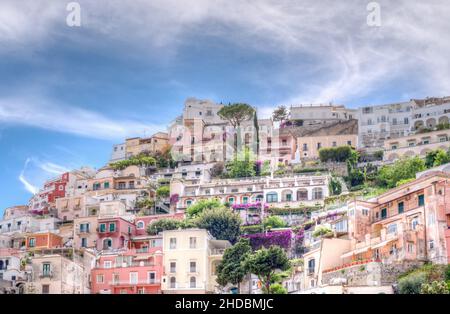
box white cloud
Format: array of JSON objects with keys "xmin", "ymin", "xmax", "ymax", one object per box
[
  {"xmin": 18, "ymin": 158, "xmax": 39, "ymax": 194},
  {"xmin": 0, "ymin": 0, "xmax": 449, "ymax": 106},
  {"xmin": 18, "ymin": 157, "xmax": 77, "ymax": 195},
  {"xmin": 0, "ymin": 96, "xmax": 166, "ymax": 141}
]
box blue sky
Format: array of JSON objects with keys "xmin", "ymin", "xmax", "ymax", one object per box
[{"xmin": 1, "ymin": 0, "xmax": 449, "ymax": 213}]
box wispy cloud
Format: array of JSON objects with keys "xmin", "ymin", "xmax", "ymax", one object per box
[
  {"xmin": 18, "ymin": 157, "xmax": 76, "ymax": 195},
  {"xmin": 0, "ymin": 95, "xmax": 166, "ymax": 141},
  {"xmin": 0, "ymin": 0, "xmax": 449, "ymax": 107},
  {"xmin": 18, "ymin": 158, "xmax": 38, "ymax": 194}
]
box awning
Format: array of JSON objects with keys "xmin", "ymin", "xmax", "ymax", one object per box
[
  {"xmin": 340, "ymin": 247, "xmax": 370, "ymax": 258},
  {"xmin": 371, "ymin": 238, "xmax": 397, "ymax": 249},
  {"xmin": 133, "ymin": 255, "xmax": 152, "ymax": 261}
]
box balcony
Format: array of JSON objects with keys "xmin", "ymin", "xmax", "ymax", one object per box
[
  {"xmin": 39, "ymin": 271, "xmax": 53, "ymax": 278},
  {"xmin": 210, "ymin": 248, "xmax": 226, "ymax": 256},
  {"xmin": 109, "ymin": 279, "xmax": 160, "ymax": 286}
]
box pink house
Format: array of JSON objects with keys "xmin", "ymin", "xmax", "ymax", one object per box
[
  {"xmin": 97, "ymin": 217, "xmax": 136, "ymax": 251},
  {"xmin": 90, "ymin": 247, "xmax": 163, "ymax": 294}
]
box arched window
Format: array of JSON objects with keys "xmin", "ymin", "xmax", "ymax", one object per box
[
  {"xmin": 312, "ymin": 188, "xmax": 323, "ymax": 200},
  {"xmin": 190, "ymin": 276, "xmax": 196, "ymax": 288},
  {"xmin": 266, "ymin": 192, "xmax": 278, "ymax": 203},
  {"xmin": 186, "ymin": 199, "xmax": 193, "ymax": 207},
  {"xmin": 254, "ymin": 195, "xmax": 264, "ymax": 202},
  {"xmin": 297, "ymin": 189, "xmax": 308, "ymax": 201},
  {"xmin": 170, "ymin": 277, "xmax": 176, "ymax": 288},
  {"xmin": 136, "ymin": 221, "xmax": 145, "ymax": 229}
]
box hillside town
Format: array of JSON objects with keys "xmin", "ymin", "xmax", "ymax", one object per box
[{"xmin": 1, "ymin": 96, "xmax": 450, "ymax": 294}]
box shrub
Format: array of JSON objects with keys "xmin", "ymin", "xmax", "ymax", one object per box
[
  {"xmin": 146, "ymin": 218, "xmax": 180, "ymax": 235},
  {"xmin": 420, "ymin": 281, "xmax": 450, "ymax": 294},
  {"xmin": 156, "ymin": 186, "xmax": 170, "ymax": 198},
  {"xmin": 263, "ymin": 216, "xmax": 287, "ymax": 229},
  {"xmin": 329, "ymin": 177, "xmax": 342, "ymax": 195},
  {"xmin": 194, "ymin": 207, "xmax": 242, "ymax": 243},
  {"xmin": 398, "ymin": 271, "xmax": 427, "ymax": 294},
  {"xmin": 319, "ymin": 146, "xmax": 353, "ymax": 163},
  {"xmin": 243, "ymin": 230, "xmax": 292, "ymax": 250},
  {"xmin": 269, "ymin": 283, "xmax": 288, "ymax": 294},
  {"xmin": 187, "ymin": 199, "xmax": 223, "ymax": 217},
  {"xmin": 241, "ymin": 224, "xmax": 264, "ymax": 234},
  {"xmin": 312, "ymin": 225, "xmax": 333, "ymax": 238}
]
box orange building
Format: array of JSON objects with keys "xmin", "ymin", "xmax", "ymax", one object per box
[{"xmin": 25, "ymin": 232, "xmax": 63, "ymax": 250}]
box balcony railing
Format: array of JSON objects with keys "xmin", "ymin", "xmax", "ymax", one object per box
[
  {"xmin": 109, "ymin": 279, "xmax": 160, "ymax": 286},
  {"xmin": 39, "ymin": 271, "xmax": 53, "ymax": 278}
]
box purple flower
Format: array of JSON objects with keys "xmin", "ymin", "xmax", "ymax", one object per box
[{"xmin": 242, "ymin": 230, "xmax": 292, "ymax": 250}]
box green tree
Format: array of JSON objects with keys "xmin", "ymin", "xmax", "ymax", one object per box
[
  {"xmin": 187, "ymin": 199, "xmax": 223, "ymax": 217},
  {"xmin": 329, "ymin": 177, "xmax": 342, "ymax": 195},
  {"xmin": 398, "ymin": 271, "xmax": 427, "ymax": 294},
  {"xmin": 243, "ymin": 246, "xmax": 290, "ymax": 294},
  {"xmin": 146, "ymin": 218, "xmax": 180, "ymax": 235},
  {"xmin": 218, "ymin": 103, "xmax": 255, "ymax": 158},
  {"xmin": 226, "ymin": 148, "xmax": 256, "ymax": 178},
  {"xmin": 156, "ymin": 186, "xmax": 170, "ymax": 198},
  {"xmin": 263, "ymin": 216, "xmax": 287, "ymax": 229},
  {"xmin": 216, "ymin": 238, "xmax": 252, "ymax": 292},
  {"xmin": 253, "ymin": 111, "xmax": 260, "ymax": 158},
  {"xmin": 433, "ymin": 149, "xmax": 450, "ymax": 167},
  {"xmin": 269, "ymin": 283, "xmax": 288, "ymax": 294},
  {"xmin": 194, "ymin": 207, "xmax": 242, "ymax": 243},
  {"xmin": 377, "ymin": 156, "xmax": 426, "ymax": 188},
  {"xmin": 272, "ymin": 106, "xmax": 289, "ymax": 123}
]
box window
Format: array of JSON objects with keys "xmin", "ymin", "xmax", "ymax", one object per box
[
  {"xmin": 387, "ymin": 224, "xmax": 397, "ymax": 234},
  {"xmin": 96, "ymin": 274, "xmax": 104, "ymax": 283},
  {"xmin": 80, "ymin": 223, "xmax": 90, "ymax": 233},
  {"xmin": 42, "ymin": 284, "xmax": 50, "ymax": 294},
  {"xmin": 190, "ymin": 261, "xmax": 197, "ymax": 273},
  {"xmin": 138, "ymin": 288, "xmax": 145, "ymax": 294},
  {"xmin": 170, "ymin": 262, "xmax": 176, "ymax": 273},
  {"xmin": 109, "ymin": 223, "xmax": 116, "ymax": 232},
  {"xmin": 28, "ymin": 238, "xmax": 36, "ymax": 248},
  {"xmin": 266, "ymin": 192, "xmax": 278, "ymax": 203},
  {"xmin": 312, "ymin": 188, "xmax": 323, "ymax": 200},
  {"xmin": 429, "ymin": 240, "xmax": 434, "ymax": 249},
  {"xmin": 391, "ymin": 145, "xmax": 398, "ymax": 150},
  {"xmin": 332, "ymin": 141, "xmax": 337, "ymax": 147},
  {"xmin": 42, "ymin": 263, "xmax": 51, "ymax": 276},
  {"xmin": 404, "ymin": 118, "xmax": 409, "ymax": 124},
  {"xmin": 170, "ymin": 277, "xmax": 176, "ymax": 288},
  {"xmin": 99, "ymin": 223, "xmax": 106, "ymax": 233},
  {"xmin": 407, "ymin": 243, "xmax": 414, "ymax": 253},
  {"xmin": 286, "ymin": 193, "xmax": 292, "ymax": 202},
  {"xmin": 148, "ymin": 272, "xmax": 156, "ymax": 284},
  {"xmin": 104, "ymin": 182, "xmax": 110, "ymax": 189},
  {"xmin": 317, "ymin": 142, "xmax": 321, "ymax": 149},
  {"xmin": 104, "ymin": 261, "xmax": 112, "ymax": 269},
  {"xmin": 195, "ymin": 171, "xmax": 201, "ymax": 177},
  {"xmin": 81, "ymin": 238, "xmax": 87, "ymax": 248},
  {"xmin": 170, "ymin": 238, "xmax": 177, "ymax": 249},
  {"xmin": 93, "ymin": 183, "xmax": 101, "ymax": 191},
  {"xmin": 307, "ymin": 259, "xmax": 315, "ymax": 275},
  {"xmin": 129, "ymin": 272, "xmax": 138, "ymax": 284},
  {"xmin": 242, "ymin": 196, "xmax": 249, "ymax": 204},
  {"xmin": 190, "ymin": 276, "xmax": 196, "ymax": 288},
  {"xmin": 189, "ymin": 237, "xmax": 197, "ymax": 249},
  {"xmin": 347, "ymin": 141, "xmax": 352, "ymax": 146},
  {"xmin": 103, "ymin": 238, "xmax": 112, "ymax": 250},
  {"xmin": 411, "ymin": 217, "xmax": 419, "ymax": 230},
  {"xmin": 398, "ymin": 202, "xmax": 404, "ymax": 214},
  {"xmin": 362, "ymin": 209, "xmax": 369, "ymax": 216},
  {"xmin": 302, "ymin": 143, "xmax": 308, "ymax": 151},
  {"xmin": 381, "ymin": 208, "xmax": 387, "ymax": 219},
  {"xmin": 418, "ymin": 194, "xmax": 425, "ymax": 207},
  {"xmin": 228, "ymin": 197, "xmax": 235, "ymax": 204},
  {"xmin": 186, "ymin": 200, "xmax": 192, "ymax": 207},
  {"xmin": 136, "ymin": 221, "xmax": 145, "ymax": 229}
]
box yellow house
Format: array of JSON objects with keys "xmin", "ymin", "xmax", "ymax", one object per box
[{"xmin": 161, "ymin": 229, "xmax": 231, "ymax": 294}]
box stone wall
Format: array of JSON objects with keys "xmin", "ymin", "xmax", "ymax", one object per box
[{"xmin": 322, "ymin": 261, "xmax": 424, "ymax": 287}]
